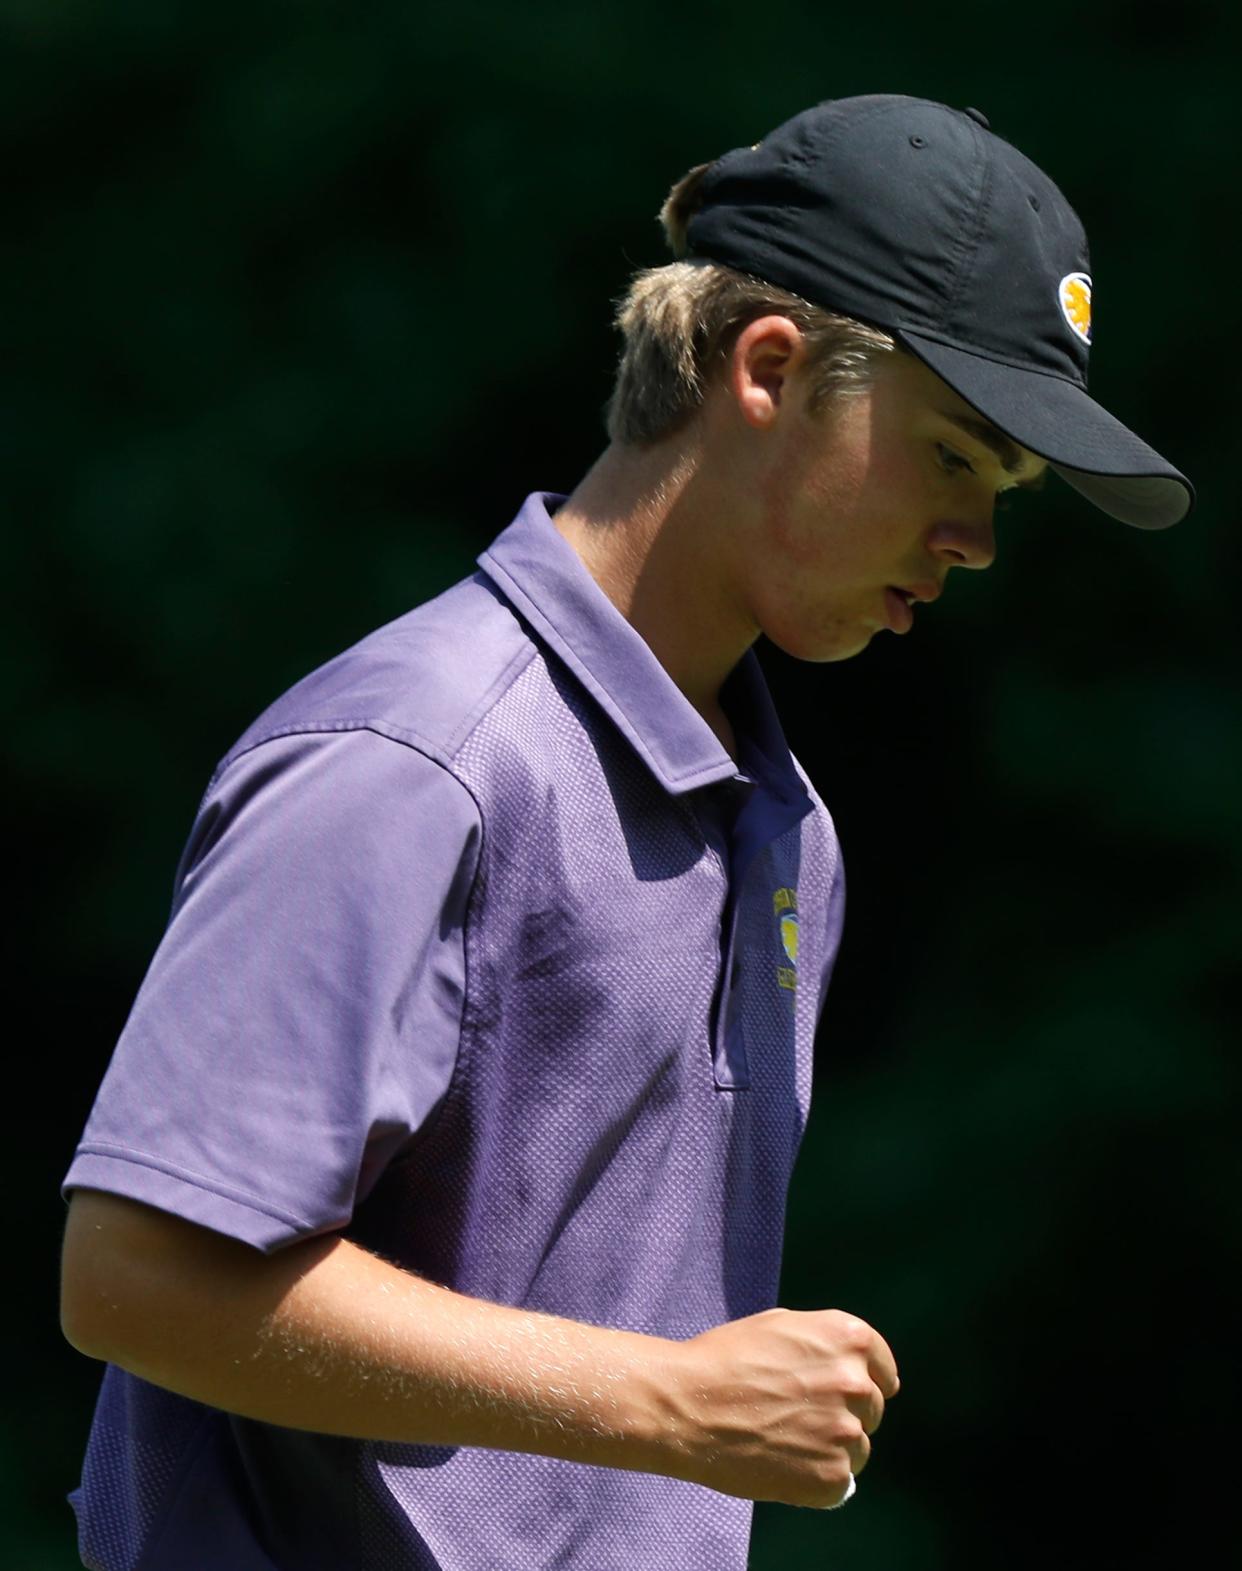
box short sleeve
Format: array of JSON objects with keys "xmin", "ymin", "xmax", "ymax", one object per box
[{"xmin": 61, "ymin": 727, "xmax": 481, "ymax": 1253}]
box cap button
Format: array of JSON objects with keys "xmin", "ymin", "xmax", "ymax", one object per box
[{"xmin": 963, "ymin": 106, "xmax": 991, "ymax": 130}]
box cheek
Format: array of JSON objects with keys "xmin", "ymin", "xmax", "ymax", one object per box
[
  {"xmin": 759, "ymin": 414, "xmax": 873, "ymax": 570},
  {"xmin": 755, "ymin": 440, "xmax": 806, "ymax": 561}
]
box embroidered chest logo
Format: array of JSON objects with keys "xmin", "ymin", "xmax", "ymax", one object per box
[
  {"xmin": 1058, "ymin": 272, "xmax": 1092, "ymax": 345},
  {"xmin": 773, "ymin": 886, "xmax": 799, "ymax": 994}
]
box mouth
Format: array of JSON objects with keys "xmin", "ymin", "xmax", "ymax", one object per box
[
  {"xmin": 882, "ymin": 580, "xmax": 942, "ymax": 633},
  {"xmin": 883, "ymin": 586, "xmax": 915, "ymax": 633}
]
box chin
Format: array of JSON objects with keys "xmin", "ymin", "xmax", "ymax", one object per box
[{"xmin": 764, "ymin": 622, "xmax": 875, "ymax": 664}]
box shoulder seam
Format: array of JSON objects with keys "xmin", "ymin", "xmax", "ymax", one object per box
[
  {"xmin": 205, "ymin": 641, "xmax": 539, "ymax": 796},
  {"xmin": 442, "ymin": 639, "xmax": 540, "ymax": 758},
  {"xmin": 209, "ymin": 720, "xmax": 455, "ymax": 791}
]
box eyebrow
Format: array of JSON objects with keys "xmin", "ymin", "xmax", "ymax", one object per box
[{"xmin": 938, "ymin": 411, "xmax": 1047, "ymax": 490}]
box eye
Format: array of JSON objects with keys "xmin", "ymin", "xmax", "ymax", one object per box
[
  {"xmin": 995, "ymin": 482, "xmax": 1030, "ymax": 514},
  {"xmin": 936, "ymin": 442, "xmax": 976, "ymax": 476}
]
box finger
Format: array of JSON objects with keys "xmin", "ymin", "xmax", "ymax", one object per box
[
  {"xmin": 822, "ymin": 1310, "xmax": 900, "ymax": 1400},
  {"xmin": 846, "ymin": 1429, "xmax": 872, "ymax": 1476},
  {"xmin": 858, "ymin": 1386, "xmax": 885, "ymax": 1436},
  {"xmin": 840, "ymin": 1377, "xmax": 884, "ymax": 1435},
  {"xmin": 818, "ymin": 1470, "xmax": 858, "ymax": 1511},
  {"xmin": 865, "ymin": 1333, "xmax": 900, "ymax": 1400}
]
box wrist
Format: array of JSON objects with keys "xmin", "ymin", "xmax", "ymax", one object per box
[
  {"xmin": 505, "ymin": 1318, "xmax": 697, "ymax": 1481},
  {"xmin": 603, "ymin": 1330, "xmax": 702, "ymax": 1483}
]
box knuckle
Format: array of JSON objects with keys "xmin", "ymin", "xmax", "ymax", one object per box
[
  {"xmin": 833, "ymin": 1418, "xmax": 865, "ymax": 1446},
  {"xmin": 836, "ymin": 1313, "xmax": 872, "ymax": 1349},
  {"xmin": 814, "ymin": 1463, "xmax": 854, "ymax": 1508}
]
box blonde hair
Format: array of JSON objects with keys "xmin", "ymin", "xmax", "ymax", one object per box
[{"xmin": 605, "ymin": 160, "xmax": 898, "ymax": 445}]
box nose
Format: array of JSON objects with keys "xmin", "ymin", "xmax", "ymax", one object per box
[{"xmin": 928, "ymin": 511, "xmax": 996, "ymax": 571}]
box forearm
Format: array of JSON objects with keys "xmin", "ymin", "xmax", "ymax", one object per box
[{"xmin": 63, "ymin": 1195, "xmax": 685, "ymax": 1477}]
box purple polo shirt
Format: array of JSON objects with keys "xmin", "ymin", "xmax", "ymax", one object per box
[{"xmin": 62, "ymin": 492, "xmax": 845, "ymax": 1571}]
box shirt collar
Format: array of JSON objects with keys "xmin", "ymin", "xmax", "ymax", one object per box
[{"xmin": 477, "ymin": 491, "xmax": 811, "ymax": 806}]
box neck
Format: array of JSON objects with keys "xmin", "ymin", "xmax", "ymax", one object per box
[{"xmin": 552, "ymin": 435, "xmax": 761, "ymax": 734}]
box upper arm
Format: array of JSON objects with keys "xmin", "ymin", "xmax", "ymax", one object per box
[
  {"xmin": 61, "ymin": 1187, "xmax": 219, "ymax": 1353},
  {"xmin": 59, "ymin": 729, "xmax": 481, "ymax": 1257}
]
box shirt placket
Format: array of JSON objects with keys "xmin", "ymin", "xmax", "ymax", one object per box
[{"xmin": 711, "ymin": 778, "xmax": 815, "ymax": 1090}]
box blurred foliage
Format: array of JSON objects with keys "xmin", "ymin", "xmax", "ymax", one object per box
[{"xmin": 4, "ymin": 1, "xmax": 1237, "ymax": 1566}]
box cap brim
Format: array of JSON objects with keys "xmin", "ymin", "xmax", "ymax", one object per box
[{"xmin": 897, "ymin": 330, "xmax": 1195, "ymax": 530}]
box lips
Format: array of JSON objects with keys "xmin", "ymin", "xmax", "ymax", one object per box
[
  {"xmin": 884, "ymin": 586, "xmax": 915, "ymax": 633},
  {"xmin": 883, "ymin": 582, "xmax": 940, "ymax": 633}
]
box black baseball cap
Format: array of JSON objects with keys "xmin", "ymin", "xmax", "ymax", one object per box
[{"xmin": 684, "ymin": 94, "xmax": 1194, "ymax": 529}]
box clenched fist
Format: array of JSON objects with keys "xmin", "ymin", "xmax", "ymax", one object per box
[{"xmin": 659, "ymin": 1307, "xmax": 900, "ymax": 1510}]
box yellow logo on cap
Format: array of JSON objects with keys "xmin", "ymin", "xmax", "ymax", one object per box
[{"xmin": 1059, "ymin": 272, "xmax": 1092, "ymax": 345}]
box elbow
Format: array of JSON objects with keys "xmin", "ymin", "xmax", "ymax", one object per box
[
  {"xmin": 61, "ymin": 1306, "xmax": 109, "ymax": 1362},
  {"xmin": 60, "ymin": 1238, "xmax": 118, "ymax": 1362},
  {"xmin": 61, "ymin": 1278, "xmax": 111, "ymax": 1362},
  {"xmin": 59, "ymin": 1188, "xmax": 145, "ymax": 1364}
]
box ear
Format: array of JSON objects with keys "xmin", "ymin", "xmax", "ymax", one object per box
[{"xmin": 729, "ymin": 315, "xmax": 807, "ymax": 430}]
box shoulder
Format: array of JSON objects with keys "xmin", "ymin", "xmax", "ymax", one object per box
[{"xmin": 209, "ymin": 571, "xmax": 536, "ymax": 790}]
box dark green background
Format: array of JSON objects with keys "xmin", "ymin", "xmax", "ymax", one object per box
[{"xmin": 5, "ymin": 2, "xmax": 1237, "ymax": 1566}]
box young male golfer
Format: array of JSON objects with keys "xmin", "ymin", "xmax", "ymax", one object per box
[{"xmin": 59, "ymin": 94, "xmax": 1192, "ymax": 1570}]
